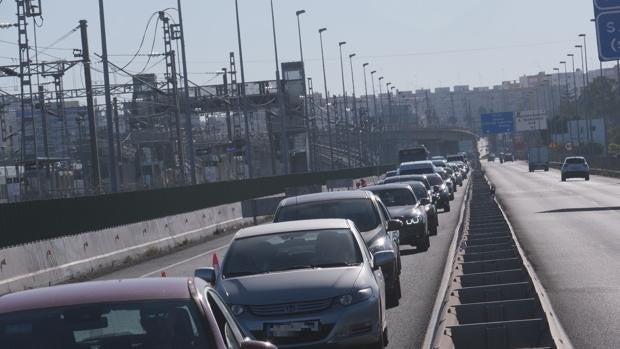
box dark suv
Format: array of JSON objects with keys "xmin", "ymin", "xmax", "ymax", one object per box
[{"xmin": 274, "ymin": 191, "xmax": 403, "ymax": 307}]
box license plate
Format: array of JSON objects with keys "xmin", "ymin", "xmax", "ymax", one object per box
[{"xmin": 266, "ymin": 320, "xmax": 320, "ymax": 337}]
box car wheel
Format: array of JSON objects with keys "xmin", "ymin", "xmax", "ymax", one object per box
[
  {"xmin": 529, "ymin": 167, "xmax": 533, "ymax": 172},
  {"xmin": 545, "ymin": 167, "xmax": 549, "ymax": 172},
  {"xmin": 585, "ymin": 175, "xmax": 590, "ymax": 181},
  {"xmin": 417, "ymin": 235, "xmax": 430, "ymax": 252},
  {"xmin": 449, "ymin": 193, "xmax": 455, "ymax": 200},
  {"xmin": 444, "ymin": 204, "xmax": 451, "ymax": 212},
  {"xmin": 363, "ymin": 328, "xmax": 386, "ymax": 349},
  {"xmin": 561, "ymin": 176, "xmax": 566, "ymax": 182},
  {"xmin": 430, "ymin": 224, "xmax": 438, "ymax": 236},
  {"xmin": 386, "ymin": 277, "xmax": 401, "ymax": 308}
]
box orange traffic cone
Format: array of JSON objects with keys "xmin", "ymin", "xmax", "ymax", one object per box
[{"xmin": 212, "ymin": 253, "xmax": 220, "ymax": 276}]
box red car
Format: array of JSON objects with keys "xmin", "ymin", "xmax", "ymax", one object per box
[{"xmin": 0, "ymin": 277, "xmax": 276, "ymax": 349}]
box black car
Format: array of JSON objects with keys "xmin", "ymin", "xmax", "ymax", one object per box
[
  {"xmin": 364, "ymin": 184, "xmax": 430, "ymax": 251},
  {"xmin": 379, "ymin": 179, "xmax": 439, "ymax": 236},
  {"xmin": 426, "ymin": 173, "xmax": 451, "ymax": 212},
  {"xmin": 273, "ymin": 191, "xmax": 404, "ymax": 307}
]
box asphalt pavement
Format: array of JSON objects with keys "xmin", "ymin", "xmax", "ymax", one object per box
[
  {"xmin": 97, "ymin": 183, "xmax": 469, "ymax": 349},
  {"xmin": 483, "ymin": 160, "xmax": 620, "ymax": 349}
]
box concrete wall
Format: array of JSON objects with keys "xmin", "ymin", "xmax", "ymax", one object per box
[{"xmin": 0, "ymin": 202, "xmax": 253, "ymax": 295}]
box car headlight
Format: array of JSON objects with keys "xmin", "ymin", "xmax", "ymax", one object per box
[
  {"xmin": 406, "ymin": 216, "xmax": 420, "ymax": 225},
  {"xmin": 230, "ymin": 305, "xmax": 245, "ymax": 316},
  {"xmin": 338, "ymin": 288, "xmax": 373, "ymax": 306}
]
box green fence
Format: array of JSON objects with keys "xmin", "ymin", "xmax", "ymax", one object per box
[{"xmin": 0, "ymin": 166, "xmax": 392, "ymax": 248}]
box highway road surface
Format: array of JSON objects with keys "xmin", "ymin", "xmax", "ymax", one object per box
[
  {"xmin": 97, "ymin": 182, "xmax": 469, "ymax": 348},
  {"xmin": 483, "ymin": 160, "xmax": 620, "ymax": 349}
]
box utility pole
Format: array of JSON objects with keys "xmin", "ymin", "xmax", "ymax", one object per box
[
  {"xmin": 97, "ymin": 0, "xmax": 118, "ymax": 192},
  {"xmin": 37, "ymin": 85, "xmax": 49, "ymax": 158},
  {"xmin": 234, "ymin": 0, "xmax": 254, "ymax": 178},
  {"xmin": 79, "ymin": 20, "xmax": 101, "ymax": 193},
  {"xmin": 176, "ymin": 0, "xmax": 197, "ymax": 184},
  {"xmin": 113, "ymin": 97, "xmax": 123, "ymax": 187},
  {"xmin": 222, "ymin": 68, "xmax": 232, "ymax": 141},
  {"xmin": 296, "ymin": 9, "xmax": 311, "ymax": 172},
  {"xmin": 159, "ymin": 12, "xmax": 186, "ymax": 183}
]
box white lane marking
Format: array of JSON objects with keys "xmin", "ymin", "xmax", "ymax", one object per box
[
  {"xmin": 0, "ymin": 218, "xmax": 244, "ymax": 287},
  {"xmin": 140, "ymin": 244, "xmax": 229, "ymax": 278}
]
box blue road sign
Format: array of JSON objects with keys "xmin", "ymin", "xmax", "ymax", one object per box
[
  {"xmin": 595, "ymin": 10, "xmax": 620, "ymax": 61},
  {"xmin": 480, "ymin": 112, "xmax": 514, "ymax": 135},
  {"xmin": 595, "ymin": 0, "xmax": 620, "ymax": 11}
]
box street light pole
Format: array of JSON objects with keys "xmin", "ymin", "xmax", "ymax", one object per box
[
  {"xmin": 270, "ymin": 0, "xmax": 289, "ymax": 174},
  {"xmin": 576, "ymin": 44, "xmax": 592, "ymax": 147},
  {"xmin": 378, "ymin": 76, "xmax": 384, "ymax": 116},
  {"xmin": 319, "ymin": 28, "xmax": 334, "ymax": 169},
  {"xmin": 386, "ymin": 82, "xmax": 392, "ymax": 119},
  {"xmin": 363, "ymin": 63, "xmax": 370, "ymax": 120},
  {"xmin": 349, "ymin": 53, "xmax": 360, "ymax": 166},
  {"xmin": 370, "ymin": 70, "xmax": 378, "ymax": 119},
  {"xmin": 295, "ymin": 9, "xmax": 310, "ymax": 172},
  {"xmin": 568, "ymin": 53, "xmax": 581, "ymax": 146},
  {"xmin": 579, "ymin": 34, "xmax": 589, "ymax": 85},
  {"xmin": 234, "ymin": 0, "xmax": 254, "ymax": 178}
]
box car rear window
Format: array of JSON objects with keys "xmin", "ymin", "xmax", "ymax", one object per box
[
  {"xmin": 0, "ymin": 300, "xmax": 211, "ymax": 349},
  {"xmin": 565, "ymin": 158, "xmax": 585, "ymax": 164},
  {"xmin": 275, "ymin": 198, "xmax": 381, "ymax": 232},
  {"xmin": 399, "ymin": 166, "xmax": 434, "ymax": 175}
]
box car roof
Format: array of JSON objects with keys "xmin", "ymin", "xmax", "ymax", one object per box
[
  {"xmin": 0, "ymin": 278, "xmax": 195, "ymax": 314},
  {"xmin": 364, "ymin": 183, "xmax": 413, "ymax": 192},
  {"xmin": 235, "ymin": 219, "xmax": 352, "ymax": 239},
  {"xmin": 565, "ymin": 156, "xmax": 585, "ymax": 160},
  {"xmin": 279, "ymin": 190, "xmax": 373, "ymax": 207},
  {"xmin": 399, "ymin": 161, "xmax": 434, "ymax": 167}
]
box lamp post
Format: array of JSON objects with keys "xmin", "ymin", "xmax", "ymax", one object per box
[
  {"xmin": 295, "ymin": 9, "xmax": 311, "ymax": 172},
  {"xmin": 578, "ymin": 34, "xmax": 590, "ymax": 85},
  {"xmin": 269, "ymin": 0, "xmax": 289, "ymax": 174},
  {"xmin": 362, "ymin": 63, "xmax": 370, "ymax": 120},
  {"xmin": 378, "ymin": 76, "xmax": 384, "ymax": 117},
  {"xmin": 386, "ymin": 82, "xmax": 392, "ymax": 119},
  {"xmin": 576, "ymin": 44, "xmax": 592, "ymax": 147},
  {"xmin": 318, "ymin": 28, "xmax": 334, "ymax": 169},
  {"xmin": 568, "ymin": 54, "xmax": 582, "ymax": 146},
  {"xmin": 338, "ymin": 42, "xmax": 348, "ymax": 135},
  {"xmin": 348, "ymin": 54, "xmax": 358, "ymax": 130},
  {"xmin": 370, "ymin": 70, "xmax": 378, "ymax": 118}
]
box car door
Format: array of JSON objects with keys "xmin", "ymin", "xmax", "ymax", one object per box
[
  {"xmin": 205, "ymin": 289, "xmax": 246, "ymax": 349},
  {"xmin": 375, "ymin": 198, "xmax": 399, "ymax": 246}
]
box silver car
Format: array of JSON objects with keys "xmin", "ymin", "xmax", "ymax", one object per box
[
  {"xmin": 195, "ymin": 219, "xmax": 391, "ymax": 349},
  {"xmin": 561, "ymin": 156, "xmax": 590, "ymax": 181}
]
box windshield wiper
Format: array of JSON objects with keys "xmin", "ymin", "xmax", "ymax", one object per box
[
  {"xmin": 313, "ymin": 262, "xmax": 361, "ymax": 268},
  {"xmin": 224, "ymin": 271, "xmax": 259, "ymax": 278},
  {"xmin": 271, "ymin": 265, "xmax": 317, "ymax": 273}
]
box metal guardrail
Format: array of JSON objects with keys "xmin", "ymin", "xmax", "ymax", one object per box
[{"xmin": 429, "ymin": 171, "xmax": 571, "ymax": 349}]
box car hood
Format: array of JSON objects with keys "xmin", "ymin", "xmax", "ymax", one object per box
[
  {"xmin": 387, "ymin": 205, "xmax": 420, "ymax": 218},
  {"xmin": 219, "ymin": 267, "xmax": 362, "ymax": 305}
]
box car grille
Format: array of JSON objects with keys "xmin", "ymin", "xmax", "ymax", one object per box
[
  {"xmin": 252, "ymin": 324, "xmax": 334, "ymax": 345},
  {"xmin": 248, "ymin": 298, "xmax": 332, "ymax": 316}
]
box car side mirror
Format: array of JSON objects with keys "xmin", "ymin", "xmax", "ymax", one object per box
[
  {"xmin": 194, "ymin": 267, "xmax": 216, "ymax": 284},
  {"xmin": 373, "ymin": 250, "xmax": 396, "ymax": 270},
  {"xmin": 387, "ymin": 219, "xmax": 403, "ymax": 231},
  {"xmin": 420, "ymin": 198, "xmax": 431, "ymax": 205},
  {"xmin": 241, "ymin": 339, "xmax": 278, "ymax": 349}
]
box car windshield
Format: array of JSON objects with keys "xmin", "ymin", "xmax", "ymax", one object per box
[
  {"xmin": 0, "ymin": 301, "xmax": 211, "ymax": 349},
  {"xmin": 565, "ymin": 158, "xmax": 585, "ymax": 164},
  {"xmin": 223, "ymin": 229, "xmax": 363, "ymax": 278},
  {"xmin": 371, "ymin": 189, "xmax": 416, "ymax": 207},
  {"xmin": 275, "ymin": 199, "xmax": 381, "ymax": 231},
  {"xmin": 427, "ymin": 175, "xmax": 444, "ymax": 186}
]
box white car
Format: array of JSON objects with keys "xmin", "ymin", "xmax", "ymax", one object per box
[{"xmin": 561, "ymin": 157, "xmax": 590, "ymax": 181}]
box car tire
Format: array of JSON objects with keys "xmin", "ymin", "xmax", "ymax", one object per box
[
  {"xmin": 417, "ymin": 235, "xmax": 430, "ymax": 252},
  {"xmin": 561, "ymin": 176, "xmax": 566, "ymax": 182},
  {"xmin": 585, "ymin": 175, "xmax": 590, "ymax": 181},
  {"xmin": 386, "ymin": 277, "xmax": 401, "ymax": 309},
  {"xmin": 545, "ymin": 167, "xmax": 549, "ymax": 172},
  {"xmin": 444, "ymin": 204, "xmax": 451, "ymax": 212},
  {"xmin": 430, "ymin": 224, "xmax": 438, "ymax": 236},
  {"xmin": 449, "ymin": 193, "xmax": 455, "ymax": 201},
  {"xmin": 529, "ymin": 167, "xmax": 533, "ymax": 172},
  {"xmin": 364, "ymin": 328, "xmax": 386, "ymax": 349}
]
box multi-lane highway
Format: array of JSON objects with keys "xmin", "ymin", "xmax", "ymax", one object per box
[
  {"xmin": 97, "ymin": 182, "xmax": 469, "ymax": 348},
  {"xmin": 483, "ymin": 160, "xmax": 620, "ymax": 349}
]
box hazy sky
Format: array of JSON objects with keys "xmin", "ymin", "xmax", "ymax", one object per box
[{"xmin": 0, "ymin": 1, "xmax": 603, "ymax": 95}]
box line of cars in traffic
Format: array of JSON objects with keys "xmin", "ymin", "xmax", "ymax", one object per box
[{"xmin": 0, "ymin": 157, "xmax": 470, "ymax": 349}]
